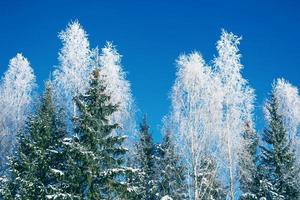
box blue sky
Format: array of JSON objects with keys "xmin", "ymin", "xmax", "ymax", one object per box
[{"xmin": 0, "ymin": 0, "xmax": 299, "ymax": 141}]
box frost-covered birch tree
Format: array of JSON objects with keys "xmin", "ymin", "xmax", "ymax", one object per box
[
  {"xmin": 214, "ymin": 30, "xmax": 255, "ymax": 199},
  {"xmin": 0, "ymin": 53, "xmax": 36, "ymax": 173},
  {"xmin": 169, "ymin": 52, "xmax": 223, "ymax": 200},
  {"xmin": 53, "ymin": 21, "xmax": 92, "ymax": 119},
  {"xmin": 96, "ymin": 42, "xmax": 136, "ymax": 150}
]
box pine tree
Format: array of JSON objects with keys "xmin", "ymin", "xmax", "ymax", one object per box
[
  {"xmin": 65, "ymin": 69, "xmax": 135, "ymax": 199},
  {"xmin": 135, "ymin": 116, "xmax": 157, "ymax": 200},
  {"xmin": 239, "ymin": 122, "xmax": 260, "ymax": 200},
  {"xmin": 259, "ymin": 92, "xmax": 299, "ymax": 199},
  {"xmin": 156, "ymin": 131, "xmax": 188, "ymax": 200},
  {"xmin": 0, "ymin": 81, "xmax": 69, "ymax": 199}
]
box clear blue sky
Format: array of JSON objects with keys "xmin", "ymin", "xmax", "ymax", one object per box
[{"xmin": 0, "ymin": 0, "xmax": 299, "ymax": 141}]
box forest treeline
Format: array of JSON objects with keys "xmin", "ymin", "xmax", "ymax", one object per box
[{"xmin": 0, "ymin": 21, "xmax": 300, "ymax": 200}]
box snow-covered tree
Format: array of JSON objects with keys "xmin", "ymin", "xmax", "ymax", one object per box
[
  {"xmin": 169, "ymin": 52, "xmax": 223, "ymax": 200},
  {"xmin": 0, "ymin": 53, "xmax": 36, "ymax": 174},
  {"xmin": 53, "ymin": 20, "xmax": 92, "ymax": 119},
  {"xmin": 64, "ymin": 69, "xmax": 136, "ymax": 199},
  {"xmin": 238, "ymin": 122, "xmax": 260, "ymax": 200},
  {"xmin": 272, "ymin": 78, "xmax": 300, "ymax": 141},
  {"xmin": 0, "ymin": 82, "xmax": 69, "ymax": 199},
  {"xmin": 1, "ymin": 127, "xmax": 34, "ymax": 199},
  {"xmin": 196, "ymin": 155, "xmax": 226, "ymax": 200},
  {"xmin": 265, "ymin": 79, "xmax": 300, "ymax": 189},
  {"xmin": 134, "ymin": 116, "xmax": 157, "ymax": 200},
  {"xmin": 214, "ymin": 29, "xmax": 255, "ymax": 199},
  {"xmin": 260, "ymin": 89, "xmax": 299, "ymax": 199},
  {"xmin": 161, "ymin": 195, "xmax": 173, "ymax": 200},
  {"xmin": 156, "ymin": 129, "xmax": 188, "ymax": 200},
  {"xmin": 95, "ymin": 42, "xmax": 136, "ymax": 153}
]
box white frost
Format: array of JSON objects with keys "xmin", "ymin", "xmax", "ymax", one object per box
[
  {"xmin": 53, "ymin": 20, "xmax": 92, "ymax": 118},
  {"xmin": 0, "ymin": 53, "xmax": 36, "ymax": 170}
]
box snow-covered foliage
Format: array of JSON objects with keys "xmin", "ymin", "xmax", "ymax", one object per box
[
  {"xmin": 161, "ymin": 195, "xmax": 173, "ymax": 200},
  {"xmin": 53, "ymin": 21, "xmax": 92, "ymax": 118},
  {"xmin": 214, "ymin": 29, "xmax": 255, "ymax": 199},
  {"xmin": 67, "ymin": 69, "xmax": 136, "ymax": 198},
  {"xmin": 238, "ymin": 123, "xmax": 260, "ymax": 199},
  {"xmin": 134, "ymin": 117, "xmax": 158, "ymax": 199},
  {"xmin": 0, "ymin": 53, "xmax": 36, "ymax": 173},
  {"xmin": 271, "ymin": 78, "xmax": 300, "ymax": 139},
  {"xmin": 94, "ymin": 42, "xmax": 136, "ymax": 157},
  {"xmin": 156, "ymin": 126, "xmax": 188, "ymax": 199},
  {"xmin": 169, "ymin": 52, "xmax": 223, "ymax": 199},
  {"xmin": 264, "ymin": 79, "xmax": 300, "ymax": 190},
  {"xmin": 168, "ymin": 30, "xmax": 255, "ymax": 200},
  {"xmin": 98, "ymin": 43, "xmax": 134, "ymax": 126},
  {"xmin": 171, "ymin": 52, "xmax": 223, "ymax": 151},
  {"xmin": 260, "ymin": 90, "xmax": 300, "ymax": 199},
  {"xmin": 264, "ymin": 79, "xmax": 300, "ymax": 149}
]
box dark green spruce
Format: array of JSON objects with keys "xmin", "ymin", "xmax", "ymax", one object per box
[
  {"xmin": 196, "ymin": 155, "xmax": 226, "ymax": 200},
  {"xmin": 259, "ymin": 92, "xmax": 299, "ymax": 200},
  {"xmin": 239, "ymin": 122, "xmax": 260, "ymax": 200},
  {"xmin": 65, "ymin": 69, "xmax": 136, "ymax": 199},
  {"xmin": 0, "ymin": 81, "xmax": 69, "ymax": 199},
  {"xmin": 156, "ymin": 130, "xmax": 188, "ymax": 200},
  {"xmin": 135, "ymin": 116, "xmax": 157, "ymax": 200}
]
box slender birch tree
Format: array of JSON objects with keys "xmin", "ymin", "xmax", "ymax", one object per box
[
  {"xmin": 169, "ymin": 52, "xmax": 223, "ymax": 200},
  {"xmin": 214, "ymin": 30, "xmax": 255, "ymax": 199}
]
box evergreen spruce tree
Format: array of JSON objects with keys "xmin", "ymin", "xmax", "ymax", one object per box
[
  {"xmin": 123, "ymin": 148, "xmax": 145, "ymax": 199},
  {"xmin": 239, "ymin": 122, "xmax": 260, "ymax": 200},
  {"xmin": 156, "ymin": 131, "xmax": 188, "ymax": 200},
  {"xmin": 65, "ymin": 69, "xmax": 135, "ymax": 199},
  {"xmin": 196, "ymin": 155, "xmax": 226, "ymax": 200},
  {"xmin": 259, "ymin": 92, "xmax": 299, "ymax": 200},
  {"xmin": 0, "ymin": 81, "xmax": 69, "ymax": 199},
  {"xmin": 45, "ymin": 107, "xmax": 76, "ymax": 199},
  {"xmin": 0, "ymin": 131, "xmax": 36, "ymax": 199},
  {"xmin": 135, "ymin": 116, "xmax": 157, "ymax": 200}
]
